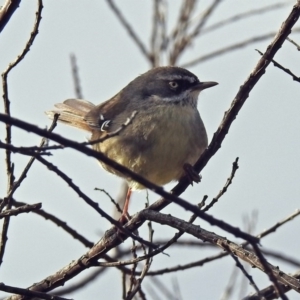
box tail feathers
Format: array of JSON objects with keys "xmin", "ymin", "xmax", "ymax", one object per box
[{"xmin": 45, "ymin": 98, "xmax": 96, "ymax": 132}]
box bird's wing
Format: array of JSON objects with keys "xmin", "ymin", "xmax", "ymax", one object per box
[{"xmin": 84, "ymin": 93, "xmax": 131, "ymax": 133}]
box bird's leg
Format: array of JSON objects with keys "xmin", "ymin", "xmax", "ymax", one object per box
[
  {"xmin": 119, "ymin": 187, "xmax": 132, "ymax": 224},
  {"xmin": 183, "ymin": 163, "xmax": 201, "ymax": 185}
]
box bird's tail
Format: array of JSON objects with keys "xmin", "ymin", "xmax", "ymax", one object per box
[{"xmin": 45, "ymin": 99, "xmax": 96, "ymax": 132}]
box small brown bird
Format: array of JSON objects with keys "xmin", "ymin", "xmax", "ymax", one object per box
[{"xmin": 46, "ymin": 66, "xmax": 217, "ymax": 219}]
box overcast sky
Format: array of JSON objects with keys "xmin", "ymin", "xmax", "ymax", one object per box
[{"xmin": 0, "ymin": 1, "xmax": 300, "ymax": 299}]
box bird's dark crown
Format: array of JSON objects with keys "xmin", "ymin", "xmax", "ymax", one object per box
[{"xmin": 123, "ymin": 66, "xmax": 201, "ymax": 101}]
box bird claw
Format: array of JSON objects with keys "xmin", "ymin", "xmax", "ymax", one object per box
[{"xmin": 183, "ymin": 163, "xmax": 201, "ymax": 185}]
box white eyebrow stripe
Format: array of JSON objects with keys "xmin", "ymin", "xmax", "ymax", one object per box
[{"xmin": 158, "ymin": 75, "xmax": 197, "ymax": 83}]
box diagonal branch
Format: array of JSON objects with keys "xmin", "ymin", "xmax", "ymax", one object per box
[
  {"xmin": 12, "ymin": 199, "xmax": 94, "ymax": 248},
  {"xmin": 139, "ymin": 210, "xmax": 300, "ymax": 295},
  {"xmin": 105, "ymin": 0, "xmax": 151, "ymax": 63},
  {"xmin": 257, "ymin": 48, "xmax": 300, "ymax": 82},
  {"xmin": 182, "ymin": 30, "xmax": 300, "ymax": 68},
  {"xmin": 169, "ymin": 0, "xmax": 222, "ymax": 65},
  {"xmin": 201, "ymin": 2, "xmax": 290, "ymax": 36},
  {"xmin": 0, "ymin": 203, "xmax": 41, "ymax": 218},
  {"xmin": 243, "ymin": 270, "xmax": 300, "ymax": 300},
  {"xmin": 0, "ymin": 0, "xmax": 21, "ymax": 34},
  {"xmin": 0, "ymin": 113, "xmax": 258, "ymax": 244}
]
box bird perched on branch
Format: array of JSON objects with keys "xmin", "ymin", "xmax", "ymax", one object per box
[{"xmin": 46, "ymin": 66, "xmax": 217, "ymax": 221}]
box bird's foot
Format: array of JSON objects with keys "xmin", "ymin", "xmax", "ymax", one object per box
[
  {"xmin": 183, "ymin": 163, "xmax": 201, "ymax": 185},
  {"xmin": 118, "ymin": 212, "xmax": 131, "ymax": 226}
]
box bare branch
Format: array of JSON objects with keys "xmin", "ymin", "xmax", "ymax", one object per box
[
  {"xmin": 150, "ymin": 0, "xmax": 168, "ymax": 67},
  {"xmin": 0, "ymin": 114, "xmax": 58, "ymax": 211},
  {"xmin": 0, "ymin": 113, "xmax": 258, "ymax": 244},
  {"xmin": 169, "ymin": 0, "xmax": 196, "ymax": 64},
  {"xmin": 262, "ymin": 248, "xmax": 300, "ymax": 268},
  {"xmin": 189, "ymin": 0, "xmax": 222, "ymax": 38},
  {"xmin": 55, "ymin": 269, "xmax": 107, "ymax": 297},
  {"xmin": 287, "ymin": 36, "xmax": 300, "ymax": 50},
  {"xmin": 96, "ymin": 203, "xmax": 201, "ymax": 268},
  {"xmin": 95, "ymin": 188, "xmax": 123, "ymax": 214},
  {"xmin": 203, "ymin": 157, "xmax": 239, "ymax": 212},
  {"xmin": 224, "ymin": 244, "xmax": 261, "ymax": 297},
  {"xmin": 257, "ymin": 209, "xmax": 300, "ymax": 239},
  {"xmin": 182, "ymin": 31, "xmax": 284, "ymax": 68},
  {"xmin": 0, "ymin": 203, "xmax": 41, "ymax": 218},
  {"xmin": 2, "ymin": 0, "xmax": 43, "ymax": 143},
  {"xmin": 34, "ymin": 156, "xmax": 157, "ymax": 249},
  {"xmin": 202, "ymin": 2, "xmax": 290, "ymax": 35},
  {"xmin": 251, "ymin": 243, "xmax": 288, "ymax": 300},
  {"xmin": 243, "ymin": 270, "xmax": 300, "ymax": 300},
  {"xmin": 139, "ymin": 210, "xmax": 300, "ymax": 295},
  {"xmin": 12, "ymin": 199, "xmax": 94, "ymax": 248},
  {"xmin": 257, "ymin": 48, "xmax": 300, "ymax": 82},
  {"xmin": 0, "ymin": 140, "xmax": 52, "ymax": 156},
  {"xmin": 70, "ymin": 54, "xmax": 83, "ymax": 99},
  {"xmin": 105, "ymin": 0, "xmax": 151, "ymax": 63},
  {"xmin": 0, "ymin": 282, "xmax": 72, "ymax": 300},
  {"xmin": 0, "ymin": 0, "xmax": 21, "ymax": 34},
  {"xmin": 146, "ymin": 208, "xmax": 300, "ymax": 276}
]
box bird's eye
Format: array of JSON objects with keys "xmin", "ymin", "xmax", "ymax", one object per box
[{"xmin": 169, "ymin": 81, "xmax": 179, "ymax": 89}]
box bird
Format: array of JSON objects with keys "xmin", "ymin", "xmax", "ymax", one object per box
[{"xmin": 46, "ymin": 66, "xmax": 217, "ymax": 221}]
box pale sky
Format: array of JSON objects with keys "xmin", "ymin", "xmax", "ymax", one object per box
[{"xmin": 0, "ymin": 1, "xmax": 299, "ymax": 299}]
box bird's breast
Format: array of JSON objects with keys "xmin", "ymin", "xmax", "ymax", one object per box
[{"xmin": 93, "ymin": 104, "xmax": 208, "ymax": 189}]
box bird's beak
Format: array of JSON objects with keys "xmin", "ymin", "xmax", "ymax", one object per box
[{"xmin": 193, "ymin": 81, "xmax": 218, "ymax": 91}]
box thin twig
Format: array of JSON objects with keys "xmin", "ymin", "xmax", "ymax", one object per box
[
  {"xmin": 35, "ymin": 156, "xmax": 157, "ymax": 249},
  {"xmin": 257, "ymin": 209, "xmax": 300, "ymax": 239},
  {"xmin": 0, "ymin": 0, "xmax": 43, "ymax": 268},
  {"xmin": 169, "ymin": 0, "xmax": 197, "ymax": 64},
  {"xmin": 2, "ymin": 0, "xmax": 43, "ymax": 184},
  {"xmin": 203, "ymin": 157, "xmax": 239, "ymax": 212},
  {"xmin": 85, "ymin": 203, "xmax": 223, "ymax": 268},
  {"xmin": 182, "ymin": 30, "xmax": 300, "ymax": 68},
  {"xmin": 243, "ymin": 270, "xmax": 300, "ymax": 300},
  {"xmin": 189, "ymin": 0, "xmax": 222, "ymax": 38},
  {"xmin": 55, "ymin": 268, "xmax": 107, "ymax": 297},
  {"xmin": 224, "ymin": 244, "xmax": 261, "ymax": 297},
  {"xmin": 12, "ymin": 199, "xmax": 94, "ymax": 248},
  {"xmin": 287, "ymin": 36, "xmax": 300, "ymax": 50},
  {"xmin": 0, "ymin": 282, "xmax": 72, "ymax": 300},
  {"xmin": 70, "ymin": 54, "xmax": 83, "ymax": 99},
  {"xmin": 262, "ymin": 248, "xmax": 300, "ymax": 267},
  {"xmin": 201, "ymin": 2, "xmax": 290, "ymax": 35},
  {"xmin": 95, "ymin": 188, "xmax": 123, "ymax": 214},
  {"xmin": 257, "ymin": 48, "xmax": 300, "ymax": 82},
  {"xmin": 105, "ymin": 0, "xmax": 151, "ymax": 63},
  {"xmin": 0, "ymin": 114, "xmax": 59, "ymax": 211},
  {"xmin": 0, "ymin": 140, "xmax": 52, "ymax": 156},
  {"xmin": 0, "ymin": 203, "xmax": 41, "ymax": 218},
  {"xmin": 150, "ymin": 0, "xmax": 162, "ymax": 66},
  {"xmin": 126, "ymin": 222, "xmax": 154, "ymax": 300}
]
